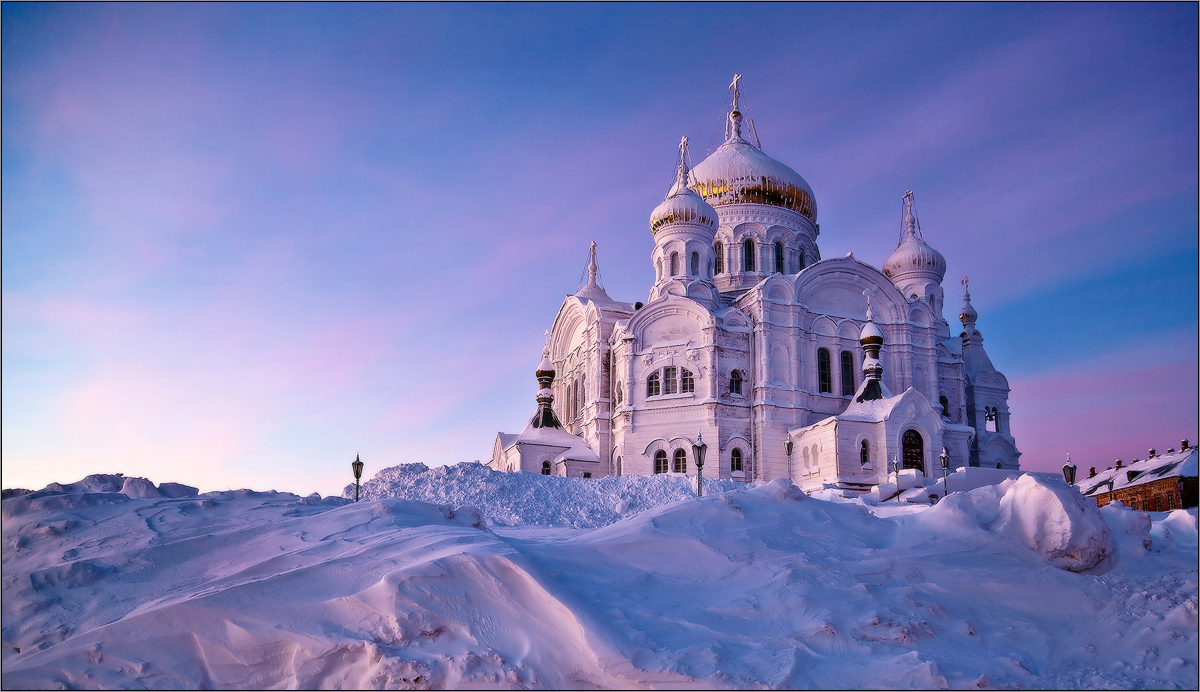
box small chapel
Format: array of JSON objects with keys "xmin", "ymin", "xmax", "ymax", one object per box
[{"xmin": 490, "ymin": 77, "xmax": 1020, "ymax": 492}]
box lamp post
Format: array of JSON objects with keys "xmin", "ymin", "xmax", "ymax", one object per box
[
  {"xmin": 692, "ymin": 432, "xmax": 707, "ymax": 498},
  {"xmin": 939, "ymin": 447, "xmax": 950, "ymax": 496},
  {"xmin": 351, "ymin": 454, "xmax": 364, "ymax": 502},
  {"xmin": 784, "ymin": 439, "xmax": 794, "ymax": 482},
  {"xmin": 1062, "ymin": 453, "xmax": 1077, "ymax": 486}
]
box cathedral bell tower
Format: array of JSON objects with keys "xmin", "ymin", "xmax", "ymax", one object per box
[
  {"xmin": 883, "ymin": 191, "xmax": 948, "ymax": 319},
  {"xmin": 648, "ymin": 137, "xmax": 719, "ymax": 306}
]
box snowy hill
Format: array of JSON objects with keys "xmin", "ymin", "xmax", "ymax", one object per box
[{"xmin": 3, "ymin": 466, "xmax": 1197, "ymax": 689}]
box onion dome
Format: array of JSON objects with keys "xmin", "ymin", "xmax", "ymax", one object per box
[
  {"xmin": 883, "ymin": 191, "xmax": 946, "ymax": 283},
  {"xmin": 650, "ymin": 137, "xmax": 717, "ymax": 235},
  {"xmin": 688, "ymin": 76, "xmax": 817, "ymax": 220},
  {"xmin": 959, "ymin": 276, "xmax": 978, "ymax": 328},
  {"xmin": 859, "ymin": 290, "xmax": 884, "ymax": 348},
  {"xmin": 530, "ymin": 345, "xmax": 561, "ymax": 429}
]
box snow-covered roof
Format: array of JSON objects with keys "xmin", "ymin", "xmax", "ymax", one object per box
[
  {"xmin": 1076, "ymin": 447, "xmax": 1198, "ymax": 496},
  {"xmin": 507, "ymin": 421, "xmax": 600, "ymax": 463}
]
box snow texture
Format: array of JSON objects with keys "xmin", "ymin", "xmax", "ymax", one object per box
[
  {"xmin": 342, "ymin": 461, "xmax": 745, "ymax": 528},
  {"xmin": 3, "ymin": 466, "xmax": 1197, "ymax": 690}
]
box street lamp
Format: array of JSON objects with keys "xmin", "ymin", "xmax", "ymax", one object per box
[
  {"xmin": 351, "ymin": 454, "xmax": 364, "ymax": 502},
  {"xmin": 1062, "ymin": 453, "xmax": 1077, "ymax": 486},
  {"xmin": 784, "ymin": 439, "xmax": 794, "ymax": 482},
  {"xmin": 939, "ymin": 447, "xmax": 950, "ymax": 496},
  {"xmin": 691, "ymin": 432, "xmax": 707, "ymax": 498}
]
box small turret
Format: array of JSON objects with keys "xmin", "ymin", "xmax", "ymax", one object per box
[
  {"xmin": 856, "ymin": 289, "xmax": 889, "ymax": 402},
  {"xmin": 529, "ymin": 346, "xmax": 562, "ymax": 429},
  {"xmin": 883, "ymin": 191, "xmax": 947, "ymax": 316}
]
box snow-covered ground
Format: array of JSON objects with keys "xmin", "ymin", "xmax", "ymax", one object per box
[{"xmin": 3, "ymin": 465, "xmax": 1196, "ymax": 689}]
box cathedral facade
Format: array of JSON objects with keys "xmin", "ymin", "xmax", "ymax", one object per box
[{"xmin": 491, "ymin": 80, "xmax": 1020, "ymax": 491}]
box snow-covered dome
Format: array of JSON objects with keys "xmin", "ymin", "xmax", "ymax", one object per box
[
  {"xmin": 883, "ymin": 195, "xmax": 946, "ymax": 283},
  {"xmin": 650, "ymin": 160, "xmax": 717, "ymax": 235},
  {"xmin": 688, "ymin": 113, "xmax": 817, "ymax": 221}
]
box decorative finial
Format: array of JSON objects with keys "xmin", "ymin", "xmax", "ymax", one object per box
[
  {"xmin": 863, "ymin": 288, "xmax": 875, "ymax": 322},
  {"xmin": 961, "ymin": 275, "xmax": 971, "ymax": 302},
  {"xmin": 901, "ymin": 190, "xmax": 921, "ymax": 241},
  {"xmin": 587, "ymin": 241, "xmax": 598, "ymax": 286},
  {"xmin": 727, "ymin": 74, "xmax": 745, "ymax": 142}
]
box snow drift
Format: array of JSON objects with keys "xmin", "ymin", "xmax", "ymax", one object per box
[
  {"xmin": 3, "ymin": 467, "xmax": 1197, "ymax": 689},
  {"xmin": 342, "ymin": 461, "xmax": 744, "ymax": 528}
]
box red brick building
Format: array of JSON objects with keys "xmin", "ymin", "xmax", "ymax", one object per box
[{"xmin": 1077, "ymin": 445, "xmax": 1198, "ymax": 511}]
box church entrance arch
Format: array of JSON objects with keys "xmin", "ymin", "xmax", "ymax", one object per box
[{"xmin": 902, "ymin": 430, "xmax": 924, "ymax": 471}]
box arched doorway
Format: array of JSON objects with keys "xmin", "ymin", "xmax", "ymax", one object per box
[{"xmin": 902, "ymin": 430, "xmax": 924, "ymax": 471}]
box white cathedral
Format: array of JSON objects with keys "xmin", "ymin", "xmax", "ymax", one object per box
[{"xmin": 491, "ymin": 78, "xmax": 1020, "ymax": 492}]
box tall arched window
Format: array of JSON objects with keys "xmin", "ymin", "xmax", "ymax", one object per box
[
  {"xmin": 840, "ymin": 351, "xmax": 855, "ymax": 396},
  {"xmin": 680, "ymin": 368, "xmax": 695, "ymax": 393},
  {"xmin": 714, "ymin": 242, "xmax": 725, "ymax": 274},
  {"xmin": 817, "ymin": 348, "xmax": 832, "ymax": 394},
  {"xmin": 574, "ymin": 378, "xmax": 582, "ymax": 418},
  {"xmin": 663, "ymin": 366, "xmax": 678, "ymax": 394},
  {"xmin": 743, "ymin": 239, "xmax": 755, "ymax": 271},
  {"xmin": 774, "ymin": 242, "xmax": 784, "ymax": 273},
  {"xmin": 616, "ymin": 456, "xmax": 622, "ymax": 476},
  {"xmin": 616, "ymin": 385, "xmax": 623, "ymax": 405},
  {"xmin": 860, "ymin": 440, "xmax": 870, "ymax": 466},
  {"xmin": 730, "ymin": 448, "xmax": 743, "ymax": 472},
  {"xmin": 541, "ymin": 461, "xmax": 551, "ymax": 475},
  {"xmin": 647, "ymin": 372, "xmax": 661, "ymax": 397},
  {"xmin": 673, "ymin": 449, "xmax": 688, "ymax": 473},
  {"xmin": 690, "ymin": 251, "xmax": 700, "ymax": 276},
  {"xmin": 902, "ymin": 429, "xmax": 924, "ymax": 471},
  {"xmin": 730, "ymin": 370, "xmax": 743, "ymax": 395},
  {"xmin": 670, "ymin": 252, "xmax": 679, "ymax": 276},
  {"xmin": 654, "ymin": 450, "xmax": 668, "ymax": 474},
  {"xmin": 939, "ymin": 396, "xmax": 949, "ymax": 419},
  {"xmin": 799, "ymin": 250, "xmax": 805, "ymax": 270}
]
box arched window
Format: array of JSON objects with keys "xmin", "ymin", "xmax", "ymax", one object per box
[
  {"xmin": 939, "ymin": 396, "xmax": 950, "ymax": 419},
  {"xmin": 616, "ymin": 456, "xmax": 622, "ymax": 476},
  {"xmin": 798, "ymin": 249, "xmax": 805, "ymax": 270},
  {"xmin": 670, "ymin": 252, "xmax": 679, "ymax": 276},
  {"xmin": 663, "ymin": 366, "xmax": 678, "ymax": 394},
  {"xmin": 673, "ymin": 449, "xmax": 688, "ymax": 473},
  {"xmin": 616, "ymin": 385, "xmax": 623, "ymax": 405},
  {"xmin": 647, "ymin": 372, "xmax": 661, "ymax": 397},
  {"xmin": 860, "ymin": 440, "xmax": 870, "ymax": 466},
  {"xmin": 654, "ymin": 450, "xmax": 668, "ymax": 474},
  {"xmin": 730, "ymin": 370, "xmax": 743, "ymax": 395},
  {"xmin": 730, "ymin": 448, "xmax": 743, "ymax": 472},
  {"xmin": 541, "ymin": 461, "xmax": 551, "ymax": 475},
  {"xmin": 681, "ymin": 368, "xmax": 695, "ymax": 393},
  {"xmin": 690, "ymin": 251, "xmax": 700, "ymax": 276},
  {"xmin": 774, "ymin": 242, "xmax": 784, "ymax": 273},
  {"xmin": 902, "ymin": 429, "xmax": 924, "ymax": 471},
  {"xmin": 802, "ymin": 446, "xmax": 810, "ymax": 471},
  {"xmin": 817, "ymin": 348, "xmax": 832, "ymax": 394},
  {"xmin": 840, "ymin": 351, "xmax": 855, "ymax": 396},
  {"xmin": 714, "ymin": 242, "xmax": 725, "ymax": 274},
  {"xmin": 743, "ymin": 239, "xmax": 755, "ymax": 271}
]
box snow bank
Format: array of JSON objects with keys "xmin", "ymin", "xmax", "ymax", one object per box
[
  {"xmin": 993, "ymin": 474, "xmax": 1112, "ymax": 572},
  {"xmin": 2, "ymin": 472, "xmax": 1196, "ymax": 689},
  {"xmin": 343, "ymin": 462, "xmax": 744, "ymax": 528}
]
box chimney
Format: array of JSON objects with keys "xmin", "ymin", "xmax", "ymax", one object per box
[
  {"xmin": 1089, "ymin": 466, "xmax": 1096, "ymax": 478},
  {"xmin": 1148, "ymin": 448, "xmax": 1156, "ymax": 459},
  {"xmin": 1183, "ymin": 439, "xmax": 1190, "ymax": 451},
  {"xmin": 1168, "ymin": 448, "xmax": 1176, "ymax": 454},
  {"xmin": 1115, "ymin": 459, "xmax": 1123, "ymax": 469}
]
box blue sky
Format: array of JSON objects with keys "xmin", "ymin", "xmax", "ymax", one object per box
[{"xmin": 3, "ymin": 4, "xmax": 1196, "ymax": 494}]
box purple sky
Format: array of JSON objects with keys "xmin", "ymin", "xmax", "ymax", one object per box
[{"xmin": 4, "ymin": 4, "xmax": 1197, "ymax": 495}]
